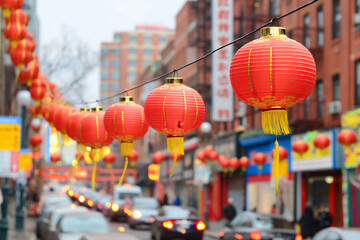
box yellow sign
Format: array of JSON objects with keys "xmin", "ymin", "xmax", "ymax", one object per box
[
  {"xmin": 19, "ymin": 152, "xmax": 32, "ymax": 171},
  {"xmin": 0, "ymin": 123, "xmax": 21, "ymax": 151},
  {"xmin": 148, "ymin": 163, "xmax": 160, "ymax": 181}
]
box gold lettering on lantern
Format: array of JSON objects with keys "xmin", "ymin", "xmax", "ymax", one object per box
[
  {"xmin": 193, "ymin": 94, "xmax": 198, "ymax": 127},
  {"xmin": 270, "ymin": 47, "xmax": 273, "ymax": 91},
  {"xmin": 162, "ymin": 96, "xmax": 167, "ymax": 128},
  {"xmin": 248, "ymin": 48, "xmax": 253, "ymax": 91},
  {"xmin": 183, "ymin": 91, "xmax": 187, "ymax": 125}
]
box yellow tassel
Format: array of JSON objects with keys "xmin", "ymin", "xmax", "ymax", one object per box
[
  {"xmin": 106, "ymin": 163, "xmax": 111, "ymax": 169},
  {"xmin": 91, "ymin": 161, "xmax": 97, "ymax": 190},
  {"xmin": 262, "ymin": 109, "xmax": 291, "ymax": 135},
  {"xmin": 272, "ymin": 140, "xmax": 280, "ymax": 196},
  {"xmin": 170, "ymin": 155, "xmax": 177, "ymax": 177},
  {"xmin": 130, "ymin": 160, "xmax": 135, "ymax": 168},
  {"xmin": 90, "ymin": 148, "xmax": 102, "ymax": 161},
  {"xmin": 167, "ymin": 137, "xmax": 184, "ymax": 155},
  {"xmin": 229, "ymin": 168, "xmax": 234, "ymax": 177},
  {"xmin": 118, "ymin": 157, "xmax": 128, "ymax": 186},
  {"xmin": 257, "ymin": 164, "xmax": 262, "ymax": 173},
  {"xmin": 120, "ymin": 142, "xmax": 133, "ymax": 156}
]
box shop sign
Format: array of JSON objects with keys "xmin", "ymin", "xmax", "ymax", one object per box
[
  {"xmin": 341, "ymin": 108, "xmax": 360, "ymax": 168},
  {"xmin": 0, "ymin": 116, "xmax": 21, "ymax": 151},
  {"xmin": 19, "ymin": 149, "xmax": 32, "ymax": 171},
  {"xmin": 291, "ymin": 130, "xmax": 333, "ymax": 171},
  {"xmin": 148, "ymin": 163, "xmax": 160, "ymax": 182}
]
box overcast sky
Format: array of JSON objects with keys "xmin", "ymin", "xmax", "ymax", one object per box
[{"xmin": 38, "ymin": 0, "xmax": 187, "ymax": 105}]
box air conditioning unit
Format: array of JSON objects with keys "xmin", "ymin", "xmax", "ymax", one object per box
[
  {"xmin": 355, "ymin": 13, "xmax": 360, "ymax": 25},
  {"xmin": 327, "ymin": 101, "xmax": 341, "ymax": 115}
]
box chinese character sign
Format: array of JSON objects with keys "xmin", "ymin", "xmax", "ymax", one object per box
[{"xmin": 211, "ymin": 0, "xmax": 234, "ymax": 122}]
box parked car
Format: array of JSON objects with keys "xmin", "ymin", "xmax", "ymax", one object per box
[
  {"xmin": 313, "ymin": 227, "xmax": 360, "ymax": 240},
  {"xmin": 54, "ymin": 211, "xmax": 110, "ymax": 240},
  {"xmin": 128, "ymin": 197, "xmax": 159, "ymax": 229},
  {"xmin": 219, "ymin": 211, "xmax": 299, "ymax": 240},
  {"xmin": 42, "ymin": 206, "xmax": 88, "ymax": 240},
  {"xmin": 150, "ymin": 205, "xmax": 206, "ymax": 240},
  {"xmin": 94, "ymin": 194, "xmax": 111, "ymax": 213}
]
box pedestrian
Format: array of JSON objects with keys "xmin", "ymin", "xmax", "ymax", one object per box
[
  {"xmin": 222, "ymin": 198, "xmax": 237, "ymax": 227},
  {"xmin": 162, "ymin": 194, "xmax": 168, "ymax": 206},
  {"xmin": 0, "ymin": 188, "xmax": 3, "ymax": 215},
  {"xmin": 300, "ymin": 205, "xmax": 320, "ymax": 239},
  {"xmin": 173, "ymin": 195, "xmax": 181, "ymax": 206},
  {"xmin": 271, "ymin": 203, "xmax": 276, "ymax": 214},
  {"xmin": 318, "ymin": 204, "xmax": 332, "ymax": 229}
]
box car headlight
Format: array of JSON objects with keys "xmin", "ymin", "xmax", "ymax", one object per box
[
  {"xmin": 112, "ymin": 204, "xmax": 119, "ymax": 212},
  {"xmin": 133, "ymin": 210, "xmax": 142, "ymax": 219}
]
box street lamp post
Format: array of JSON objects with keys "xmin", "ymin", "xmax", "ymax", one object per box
[
  {"xmin": 15, "ymin": 90, "xmax": 32, "ymax": 232},
  {"xmin": 0, "ymin": 179, "xmax": 10, "ymax": 240}
]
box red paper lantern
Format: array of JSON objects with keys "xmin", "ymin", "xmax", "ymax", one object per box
[
  {"xmin": 10, "ymin": 39, "xmax": 34, "ymax": 69},
  {"xmin": 66, "ymin": 108, "xmax": 89, "ymax": 141},
  {"xmin": 0, "ymin": 0, "xmax": 23, "ymax": 18},
  {"xmin": 104, "ymin": 96, "xmax": 148, "ymax": 157},
  {"xmin": 239, "ymin": 156, "xmax": 250, "ymax": 169},
  {"xmin": 196, "ymin": 151, "xmax": 206, "ymax": 163},
  {"xmin": 203, "ymin": 146, "xmax": 214, "ymax": 158},
  {"xmin": 30, "ymin": 134, "xmax": 42, "ymax": 148},
  {"xmin": 19, "ymin": 59, "xmax": 39, "ymax": 86},
  {"xmin": 28, "ymin": 105, "xmax": 40, "ymax": 116},
  {"xmin": 218, "ymin": 155, "xmax": 229, "ymax": 169},
  {"xmin": 292, "ymin": 140, "xmax": 309, "ymax": 154},
  {"xmin": 152, "ymin": 152, "xmax": 165, "ymax": 164},
  {"xmin": 229, "ymin": 157, "xmax": 239, "ymax": 169},
  {"xmin": 313, "ymin": 134, "xmax": 330, "ymax": 149},
  {"xmin": 253, "ymin": 152, "xmax": 267, "ymax": 166},
  {"xmin": 128, "ymin": 150, "xmax": 139, "ymax": 161},
  {"xmin": 209, "ymin": 150, "xmax": 219, "ymax": 161},
  {"xmin": 103, "ymin": 153, "xmax": 116, "ymax": 164},
  {"xmin": 29, "ymin": 77, "xmax": 46, "ymax": 102},
  {"xmin": 53, "ymin": 105, "xmax": 75, "ymax": 134},
  {"xmin": 144, "ymin": 77, "xmax": 205, "ymax": 157},
  {"xmin": 272, "ymin": 146, "xmax": 288, "ymax": 161},
  {"xmin": 3, "ymin": 10, "xmax": 27, "ymax": 44},
  {"xmin": 50, "ymin": 153, "xmax": 61, "ymax": 163},
  {"xmin": 169, "ymin": 153, "xmax": 183, "ymax": 161},
  {"xmin": 25, "ymin": 32, "xmax": 36, "ymax": 51},
  {"xmin": 338, "ymin": 129, "xmax": 357, "ymax": 146},
  {"xmin": 230, "ymin": 27, "xmax": 316, "ymax": 135}
]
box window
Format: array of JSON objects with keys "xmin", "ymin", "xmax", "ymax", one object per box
[
  {"xmin": 101, "ymin": 71, "xmax": 109, "ymax": 79},
  {"xmin": 303, "ymin": 14, "xmax": 310, "ymax": 48},
  {"xmin": 112, "ymin": 83, "xmax": 120, "ymax": 91},
  {"xmin": 143, "ymin": 60, "xmax": 151, "ymax": 67},
  {"xmin": 332, "ymin": 0, "xmax": 341, "ymax": 39},
  {"xmin": 304, "ymin": 97, "xmax": 310, "ymax": 119},
  {"xmin": 160, "ymin": 36, "xmax": 167, "ymax": 43},
  {"xmin": 332, "ymin": 74, "xmax": 340, "ymax": 101},
  {"xmin": 112, "ymin": 97, "xmax": 118, "ymax": 104},
  {"xmin": 269, "ymin": 0, "xmax": 280, "ymax": 16},
  {"xmin": 112, "ymin": 72, "xmax": 120, "ymax": 80},
  {"xmin": 129, "ymin": 35, "xmax": 137, "ymax": 43},
  {"xmin": 144, "ymin": 49, "xmax": 152, "ymax": 55},
  {"xmin": 101, "ymin": 48, "xmax": 109, "ymax": 55},
  {"xmin": 114, "ymin": 35, "xmax": 121, "ymax": 42},
  {"xmin": 355, "ymin": 60, "xmax": 360, "ymax": 106},
  {"xmin": 316, "ymin": 80, "xmax": 323, "ymax": 118},
  {"xmin": 101, "ymin": 60, "xmax": 108, "ymax": 67},
  {"xmin": 356, "ymin": 0, "xmax": 360, "ymax": 28},
  {"xmin": 129, "ymin": 60, "xmax": 137, "ymax": 67},
  {"xmin": 129, "ymin": 48, "xmax": 137, "ymax": 55},
  {"xmin": 101, "ymin": 83, "xmax": 108, "ymax": 91},
  {"xmin": 112, "ymin": 60, "xmax": 120, "ymax": 68},
  {"xmin": 317, "ymin": 5, "xmax": 324, "ymax": 47},
  {"xmin": 128, "ymin": 71, "xmax": 136, "ymax": 79},
  {"xmin": 112, "ymin": 49, "xmax": 120, "ymax": 56},
  {"xmin": 144, "ymin": 36, "xmax": 152, "ymax": 43}
]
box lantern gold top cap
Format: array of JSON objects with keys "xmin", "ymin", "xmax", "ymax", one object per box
[
  {"xmin": 261, "ymin": 27, "xmax": 286, "ymax": 37},
  {"xmin": 80, "ymin": 107, "xmax": 90, "ymax": 112},
  {"xmin": 120, "ymin": 96, "xmax": 133, "ymax": 102},
  {"xmin": 166, "ymin": 77, "xmax": 183, "ymax": 84},
  {"xmin": 91, "ymin": 106, "xmax": 103, "ymax": 112}
]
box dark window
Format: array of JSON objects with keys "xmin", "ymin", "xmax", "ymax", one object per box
[
  {"xmin": 304, "ymin": 14, "xmax": 310, "ymax": 48},
  {"xmin": 304, "ymin": 97, "xmax": 310, "ymax": 119},
  {"xmin": 317, "ymin": 5, "xmax": 324, "ymax": 47},
  {"xmin": 356, "ymin": 0, "xmax": 360, "ymax": 28},
  {"xmin": 269, "ymin": 0, "xmax": 280, "ymax": 16},
  {"xmin": 355, "ymin": 60, "xmax": 360, "ymax": 106},
  {"xmin": 316, "ymin": 80, "xmax": 323, "ymax": 118},
  {"xmin": 332, "ymin": 74, "xmax": 340, "ymax": 101},
  {"xmin": 332, "ymin": 0, "xmax": 341, "ymax": 39}
]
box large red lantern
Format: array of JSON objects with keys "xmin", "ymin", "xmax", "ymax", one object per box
[
  {"xmin": 313, "ymin": 134, "xmax": 330, "ymax": 150},
  {"xmin": 204, "ymin": 146, "xmax": 214, "ymax": 158},
  {"xmin": 50, "ymin": 153, "xmax": 61, "ymax": 163},
  {"xmin": 292, "ymin": 139, "xmax": 309, "ymax": 154},
  {"xmin": 19, "ymin": 59, "xmax": 39, "ymax": 86},
  {"xmin": 152, "ymin": 152, "xmax": 165, "ymax": 164},
  {"xmin": 3, "ymin": 10, "xmax": 28, "ymax": 44},
  {"xmin": 338, "ymin": 129, "xmax": 357, "ymax": 147},
  {"xmin": 144, "ymin": 77, "xmax": 205, "ymax": 176},
  {"xmin": 239, "ymin": 156, "xmax": 250, "ymax": 171},
  {"xmin": 0, "ymin": 0, "xmax": 24, "ymax": 18},
  {"xmin": 103, "ymin": 152, "xmax": 116, "ymax": 167}
]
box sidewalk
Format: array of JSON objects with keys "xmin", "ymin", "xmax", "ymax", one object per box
[{"xmin": 205, "ymin": 219, "xmax": 226, "ymax": 239}]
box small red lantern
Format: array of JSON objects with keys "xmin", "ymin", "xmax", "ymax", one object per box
[
  {"xmin": 292, "ymin": 140, "xmax": 309, "ymax": 154},
  {"xmin": 0, "ymin": 0, "xmax": 24, "ymax": 18},
  {"xmin": 50, "ymin": 153, "xmax": 61, "ymax": 163},
  {"xmin": 209, "ymin": 150, "xmax": 219, "ymax": 161},
  {"xmin": 28, "ymin": 105, "xmax": 40, "ymax": 116},
  {"xmin": 128, "ymin": 150, "xmax": 139, "ymax": 167},
  {"xmin": 29, "ymin": 77, "xmax": 46, "ymax": 103},
  {"xmin": 313, "ymin": 134, "xmax": 330, "ymax": 149},
  {"xmin": 196, "ymin": 151, "xmax": 206, "ymax": 164},
  {"xmin": 169, "ymin": 153, "xmax": 183, "ymax": 161},
  {"xmin": 239, "ymin": 156, "xmax": 250, "ymax": 171},
  {"xmin": 338, "ymin": 129, "xmax": 357, "ymax": 146},
  {"xmin": 103, "ymin": 153, "xmax": 116, "ymax": 164},
  {"xmin": 144, "ymin": 77, "xmax": 205, "ymax": 176},
  {"xmin": 3, "ymin": 10, "xmax": 28, "ymax": 44},
  {"xmin": 253, "ymin": 152, "xmax": 267, "ymax": 170},
  {"xmin": 203, "ymin": 146, "xmax": 214, "ymax": 158},
  {"xmin": 152, "ymin": 152, "xmax": 165, "ymax": 164},
  {"xmin": 30, "ymin": 134, "xmax": 42, "ymax": 152},
  {"xmin": 218, "ymin": 155, "xmax": 230, "ymax": 169},
  {"xmin": 229, "ymin": 157, "xmax": 239, "ymax": 169},
  {"xmin": 272, "ymin": 146, "xmax": 288, "ymax": 161},
  {"xmin": 19, "ymin": 59, "xmax": 39, "ymax": 86}
]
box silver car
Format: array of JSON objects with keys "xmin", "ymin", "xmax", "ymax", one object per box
[
  {"xmin": 128, "ymin": 197, "xmax": 159, "ymax": 229},
  {"xmin": 313, "ymin": 227, "xmax": 360, "ymax": 240}
]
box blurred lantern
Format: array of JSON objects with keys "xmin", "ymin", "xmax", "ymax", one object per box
[
  {"xmin": 3, "ymin": 10, "xmax": 28, "ymax": 47},
  {"xmin": 338, "ymin": 129, "xmax": 357, "ymax": 151},
  {"xmin": 9, "ymin": 39, "xmax": 34, "ymax": 69},
  {"xmin": 230, "ymin": 27, "xmax": 316, "ymax": 196},
  {"xmin": 29, "ymin": 77, "xmax": 46, "ymax": 104},
  {"xmin": 30, "ymin": 118, "xmax": 41, "ymax": 132},
  {"xmin": 50, "ymin": 153, "xmax": 61, "ymax": 163},
  {"xmin": 208, "ymin": 150, "xmax": 219, "ymax": 161},
  {"xmin": 253, "ymin": 152, "xmax": 267, "ymax": 171},
  {"xmin": 144, "ymin": 77, "xmax": 205, "ymax": 177},
  {"xmin": 238, "ymin": 156, "xmax": 250, "ymax": 172},
  {"xmin": 0, "ymin": 0, "xmax": 24, "ymax": 18},
  {"xmin": 313, "ymin": 134, "xmax": 330, "ymax": 150},
  {"xmin": 272, "ymin": 146, "xmax": 288, "ymax": 161},
  {"xmin": 103, "ymin": 152, "xmax": 116, "ymax": 168},
  {"xmin": 218, "ymin": 155, "xmax": 230, "ymax": 173},
  {"xmin": 291, "ymin": 139, "xmax": 309, "ymax": 155},
  {"xmin": 104, "ymin": 96, "xmax": 148, "ymax": 185},
  {"xmin": 28, "ymin": 105, "xmax": 40, "ymax": 117},
  {"xmin": 196, "ymin": 151, "xmax": 206, "ymax": 164},
  {"xmin": 30, "ymin": 134, "xmax": 42, "ymax": 152},
  {"xmin": 204, "ymin": 146, "xmax": 214, "ymax": 159},
  {"xmin": 148, "ymin": 163, "xmax": 160, "ymax": 181},
  {"xmin": 18, "ymin": 59, "xmax": 39, "ymax": 86},
  {"xmin": 152, "ymin": 152, "xmax": 165, "ymax": 164},
  {"xmin": 77, "ymin": 107, "xmax": 113, "ymax": 189},
  {"xmin": 229, "ymin": 157, "xmax": 239, "ymax": 176},
  {"xmin": 66, "ymin": 108, "xmax": 89, "ymax": 141},
  {"xmin": 170, "ymin": 153, "xmax": 183, "ymax": 161},
  {"xmin": 127, "ymin": 150, "xmax": 139, "ymax": 167},
  {"xmin": 25, "ymin": 32, "xmax": 36, "ymax": 51},
  {"xmin": 53, "ymin": 105, "xmax": 75, "ymax": 134}
]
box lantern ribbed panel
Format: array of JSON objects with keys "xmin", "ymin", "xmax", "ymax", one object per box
[
  {"xmin": 19, "ymin": 60, "xmax": 39, "ymax": 86},
  {"xmin": 30, "ymin": 77, "xmax": 46, "ymax": 101},
  {"xmin": 47, "ymin": 103, "xmax": 59, "ymax": 126},
  {"xmin": 66, "ymin": 111, "xmax": 84, "ymax": 141},
  {"xmin": 77, "ymin": 110, "xmax": 113, "ymax": 148},
  {"xmin": 10, "ymin": 40, "xmax": 33, "ymax": 69},
  {"xmin": 3, "ymin": 10, "xmax": 27, "ymax": 41},
  {"xmin": 54, "ymin": 106, "xmax": 75, "ymax": 133}
]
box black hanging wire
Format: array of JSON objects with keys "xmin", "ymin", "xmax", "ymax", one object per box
[{"xmin": 73, "ymin": 0, "xmax": 318, "ymax": 106}]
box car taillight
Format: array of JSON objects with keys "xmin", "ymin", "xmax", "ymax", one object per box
[
  {"xmin": 234, "ymin": 233, "xmax": 243, "ymax": 240},
  {"xmin": 195, "ymin": 220, "xmax": 206, "ymax": 231},
  {"xmin": 295, "ymin": 233, "xmax": 303, "ymax": 240},
  {"xmin": 97, "ymin": 203, "xmax": 103, "ymax": 209},
  {"xmin": 78, "ymin": 195, "xmax": 85, "ymax": 203},
  {"xmin": 162, "ymin": 220, "xmax": 175, "ymax": 229},
  {"xmin": 150, "ymin": 217, "xmax": 155, "ymax": 223},
  {"xmin": 68, "ymin": 190, "xmax": 74, "ymax": 197},
  {"xmin": 74, "ymin": 192, "xmax": 79, "ymax": 198},
  {"xmin": 250, "ymin": 230, "xmax": 261, "ymax": 240},
  {"xmin": 112, "ymin": 204, "xmax": 119, "ymax": 212},
  {"xmin": 87, "ymin": 200, "xmax": 94, "ymax": 207}
]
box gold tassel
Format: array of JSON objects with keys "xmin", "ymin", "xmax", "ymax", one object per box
[
  {"xmin": 118, "ymin": 157, "xmax": 128, "ymax": 186},
  {"xmin": 272, "ymin": 140, "xmax": 280, "ymax": 196},
  {"xmin": 262, "ymin": 109, "xmax": 291, "ymax": 135},
  {"xmin": 106, "ymin": 163, "xmax": 111, "ymax": 169},
  {"xmin": 167, "ymin": 137, "xmax": 184, "ymax": 155},
  {"xmin": 120, "ymin": 142, "xmax": 133, "ymax": 156},
  {"xmin": 91, "ymin": 161, "xmax": 97, "ymax": 190},
  {"xmin": 130, "ymin": 160, "xmax": 135, "ymax": 168},
  {"xmin": 229, "ymin": 168, "xmax": 234, "ymax": 177},
  {"xmin": 170, "ymin": 155, "xmax": 177, "ymax": 177}
]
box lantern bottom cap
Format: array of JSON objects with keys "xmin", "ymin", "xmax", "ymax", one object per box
[{"xmin": 262, "ymin": 108, "xmax": 291, "ymax": 135}]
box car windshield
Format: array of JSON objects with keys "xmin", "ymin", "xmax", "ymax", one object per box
[
  {"xmin": 164, "ymin": 207, "xmax": 196, "ymax": 218},
  {"xmin": 253, "ymin": 216, "xmax": 292, "ymax": 229},
  {"xmin": 134, "ymin": 199, "xmax": 158, "ymax": 209},
  {"xmin": 60, "ymin": 215, "xmax": 109, "ymax": 233},
  {"xmin": 43, "ymin": 202, "xmax": 71, "ymax": 217},
  {"xmin": 118, "ymin": 192, "xmax": 140, "ymax": 200}
]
